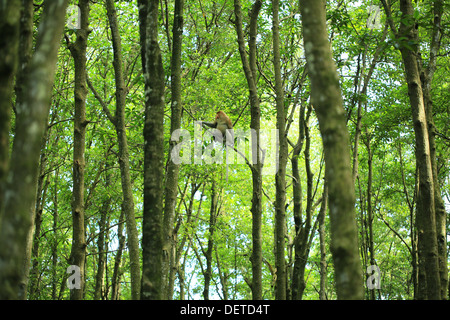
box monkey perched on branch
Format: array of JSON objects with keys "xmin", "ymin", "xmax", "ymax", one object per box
[
  {"xmin": 201, "ymin": 110, "xmax": 234, "ymax": 181},
  {"xmin": 201, "ymin": 110, "xmax": 234, "ymax": 146}
]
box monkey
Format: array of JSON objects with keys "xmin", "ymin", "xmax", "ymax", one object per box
[
  {"xmin": 201, "ymin": 110, "xmax": 234, "ymax": 146},
  {"xmin": 201, "ymin": 110, "xmax": 234, "ymax": 181}
]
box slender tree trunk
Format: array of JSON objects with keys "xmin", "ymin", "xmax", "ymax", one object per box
[
  {"xmin": 111, "ymin": 209, "xmax": 126, "ymax": 300},
  {"xmin": 0, "ymin": 0, "xmax": 68, "ymax": 299},
  {"xmin": 292, "ymin": 111, "xmax": 314, "ymax": 300},
  {"xmin": 51, "ymin": 169, "xmax": 60, "ymax": 300},
  {"xmin": 162, "ymin": 0, "xmax": 184, "ymax": 299},
  {"xmin": 216, "ymin": 247, "xmax": 229, "ymax": 300},
  {"xmin": 0, "ymin": 0, "xmax": 20, "ymax": 206},
  {"xmin": 15, "ymin": 0, "xmax": 40, "ymax": 299},
  {"xmin": 381, "ymin": 0, "xmax": 442, "ymax": 299},
  {"xmin": 365, "ymin": 137, "xmax": 376, "ymax": 300},
  {"xmin": 318, "ymin": 181, "xmax": 328, "ymax": 300},
  {"xmin": 422, "ymin": 74, "xmax": 448, "ymax": 299},
  {"xmin": 68, "ymin": 0, "xmax": 90, "ymax": 300},
  {"xmin": 350, "ymin": 25, "xmax": 387, "ymax": 183},
  {"xmin": 299, "ymin": 0, "xmax": 363, "ymax": 300},
  {"xmin": 139, "ymin": 0, "xmax": 165, "ymax": 300},
  {"xmin": 94, "ymin": 160, "xmax": 112, "ymax": 300},
  {"xmin": 398, "ymin": 0, "xmax": 440, "ymax": 300},
  {"xmin": 203, "ymin": 180, "xmax": 218, "ymax": 300},
  {"xmin": 351, "ymin": 51, "xmax": 365, "ymax": 184},
  {"xmin": 233, "ymin": 0, "xmax": 263, "ymax": 300},
  {"xmin": 20, "ymin": 150, "xmax": 48, "ymax": 299},
  {"xmin": 105, "ymin": 0, "xmax": 141, "ymax": 300},
  {"xmin": 93, "ymin": 196, "xmax": 108, "ymax": 300},
  {"xmin": 272, "ymin": 0, "xmax": 287, "ymax": 300},
  {"xmin": 290, "ymin": 107, "xmax": 303, "ymax": 299},
  {"xmin": 175, "ymin": 182, "xmax": 200, "ymax": 300},
  {"xmin": 419, "ymin": 0, "xmax": 447, "ymax": 298}
]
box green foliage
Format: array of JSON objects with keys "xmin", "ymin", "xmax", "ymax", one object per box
[{"xmin": 16, "ymin": 0, "xmax": 450, "ymax": 300}]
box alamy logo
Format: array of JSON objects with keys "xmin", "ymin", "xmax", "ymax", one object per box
[
  {"xmin": 67, "ymin": 265, "xmax": 81, "ymax": 289},
  {"xmin": 366, "ymin": 265, "xmax": 381, "ymax": 290},
  {"xmin": 66, "ymin": 5, "xmax": 81, "ymax": 30},
  {"xmin": 170, "ymin": 122, "xmax": 279, "ymax": 175},
  {"xmin": 367, "ymin": 5, "xmax": 381, "ymax": 30}
]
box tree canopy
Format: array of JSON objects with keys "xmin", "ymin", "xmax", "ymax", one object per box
[{"xmin": 0, "ymin": 0, "xmax": 449, "ymax": 301}]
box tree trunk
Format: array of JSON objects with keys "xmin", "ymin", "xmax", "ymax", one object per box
[
  {"xmin": 381, "ymin": 0, "xmax": 442, "ymax": 300},
  {"xmin": 299, "ymin": 0, "xmax": 363, "ymax": 300},
  {"xmin": 139, "ymin": 0, "xmax": 165, "ymax": 300},
  {"xmin": 94, "ymin": 159, "xmax": 112, "ymax": 300},
  {"xmin": 0, "ymin": 0, "xmax": 68, "ymax": 299},
  {"xmin": 51, "ymin": 168, "xmax": 60, "ymax": 300},
  {"xmin": 292, "ymin": 109, "xmax": 314, "ymax": 300},
  {"xmin": 365, "ymin": 137, "xmax": 376, "ymax": 300},
  {"xmin": 176, "ymin": 182, "xmax": 201, "ymax": 300},
  {"xmin": 397, "ymin": 0, "xmax": 440, "ymax": 300},
  {"xmin": 0, "ymin": 0, "xmax": 20, "ymax": 206},
  {"xmin": 111, "ymin": 209, "xmax": 126, "ymax": 300},
  {"xmin": 105, "ymin": 0, "xmax": 141, "ymax": 300},
  {"xmin": 20, "ymin": 150, "xmax": 48, "ymax": 299},
  {"xmin": 350, "ymin": 26, "xmax": 387, "ymax": 183},
  {"xmin": 233, "ymin": 0, "xmax": 263, "ymax": 300},
  {"xmin": 318, "ymin": 181, "xmax": 328, "ymax": 300},
  {"xmin": 290, "ymin": 100, "xmax": 311, "ymax": 300},
  {"xmin": 162, "ymin": 0, "xmax": 184, "ymax": 299},
  {"xmin": 68, "ymin": 0, "xmax": 90, "ymax": 300},
  {"xmin": 419, "ymin": 0, "xmax": 447, "ymax": 298},
  {"xmin": 15, "ymin": 0, "xmax": 40, "ymax": 299},
  {"xmin": 272, "ymin": 0, "xmax": 287, "ymax": 300},
  {"xmin": 203, "ymin": 180, "xmax": 218, "ymax": 300}
]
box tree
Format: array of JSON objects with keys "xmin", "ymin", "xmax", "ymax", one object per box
[
  {"xmin": 67, "ymin": 0, "xmax": 90, "ymax": 300},
  {"xmin": 14, "ymin": 0, "xmax": 39, "ymax": 299},
  {"xmin": 299, "ymin": 0, "xmax": 364, "ymax": 300},
  {"xmin": 272, "ymin": 0, "xmax": 288, "ymax": 300},
  {"xmin": 139, "ymin": 0, "xmax": 165, "ymax": 300},
  {"xmin": 381, "ymin": 0, "xmax": 442, "ymax": 299},
  {"xmin": 233, "ymin": 0, "xmax": 263, "ymax": 300},
  {"xmin": 162, "ymin": 0, "xmax": 184, "ymax": 300},
  {"xmin": 1, "ymin": 0, "xmax": 448, "ymax": 302},
  {"xmin": 0, "ymin": 0, "xmax": 68, "ymax": 299},
  {"xmin": 0, "ymin": 0, "xmax": 20, "ymax": 206},
  {"xmin": 104, "ymin": 0, "xmax": 141, "ymax": 300}
]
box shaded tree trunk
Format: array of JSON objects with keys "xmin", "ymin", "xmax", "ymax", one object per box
[
  {"xmin": 0, "ymin": 0, "xmax": 20, "ymax": 206},
  {"xmin": 111, "ymin": 209, "xmax": 126, "ymax": 300},
  {"xmin": 51, "ymin": 168, "xmax": 60, "ymax": 300},
  {"xmin": 418, "ymin": 0, "xmax": 447, "ymax": 298},
  {"xmin": 290, "ymin": 101, "xmax": 307, "ymax": 300},
  {"xmin": 233, "ymin": 0, "xmax": 263, "ymax": 300},
  {"xmin": 203, "ymin": 179, "xmax": 218, "ymax": 300},
  {"xmin": 382, "ymin": 0, "xmax": 442, "ymax": 300},
  {"xmin": 105, "ymin": 0, "xmax": 141, "ymax": 300},
  {"xmin": 94, "ymin": 159, "xmax": 112, "ymax": 300},
  {"xmin": 292, "ymin": 108, "xmax": 314, "ymax": 300},
  {"xmin": 318, "ymin": 181, "xmax": 328, "ymax": 300},
  {"xmin": 299, "ymin": 0, "xmax": 364, "ymax": 300},
  {"xmin": 398, "ymin": 0, "xmax": 440, "ymax": 300},
  {"xmin": 162, "ymin": 0, "xmax": 184, "ymax": 299},
  {"xmin": 272, "ymin": 0, "xmax": 287, "ymax": 300},
  {"xmin": 0, "ymin": 0, "xmax": 68, "ymax": 299},
  {"xmin": 176, "ymin": 182, "xmax": 202, "ymax": 300},
  {"xmin": 68, "ymin": 0, "xmax": 90, "ymax": 300},
  {"xmin": 364, "ymin": 136, "xmax": 376, "ymax": 300},
  {"xmin": 15, "ymin": 0, "xmax": 40, "ymax": 299},
  {"xmin": 21, "ymin": 148, "xmax": 48, "ymax": 299},
  {"xmin": 350, "ymin": 26, "xmax": 387, "ymax": 184},
  {"xmin": 139, "ymin": 0, "xmax": 165, "ymax": 300}
]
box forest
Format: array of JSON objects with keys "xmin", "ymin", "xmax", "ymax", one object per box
[{"xmin": 0, "ymin": 0, "xmax": 449, "ymax": 300}]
